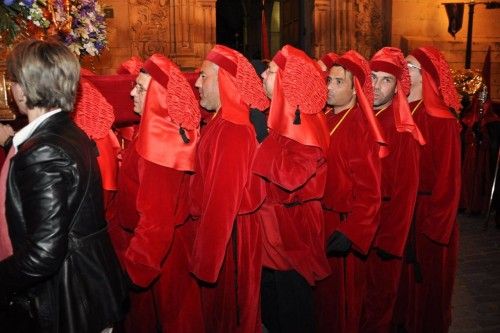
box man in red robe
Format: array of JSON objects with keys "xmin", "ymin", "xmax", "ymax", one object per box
[
  {"xmin": 313, "ymin": 50, "xmax": 386, "ymax": 333},
  {"xmin": 395, "ymin": 46, "xmax": 462, "ymax": 333},
  {"xmin": 254, "ymin": 45, "xmax": 331, "ymax": 333},
  {"xmin": 109, "ymin": 54, "xmax": 204, "ymax": 333},
  {"xmin": 360, "ymin": 47, "xmax": 425, "ymax": 333},
  {"xmin": 190, "ymin": 45, "xmax": 269, "ymax": 333}
]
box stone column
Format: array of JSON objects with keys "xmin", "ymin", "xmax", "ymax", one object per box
[
  {"xmin": 313, "ymin": 0, "xmax": 355, "ymax": 59},
  {"xmin": 313, "ymin": 0, "xmax": 387, "ymax": 60}
]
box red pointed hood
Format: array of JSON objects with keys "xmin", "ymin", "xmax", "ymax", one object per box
[
  {"xmin": 370, "ymin": 47, "xmax": 425, "ymax": 145},
  {"xmin": 320, "ymin": 52, "xmax": 340, "ymax": 71},
  {"xmin": 411, "ymin": 46, "xmax": 461, "ymax": 118},
  {"xmin": 206, "ymin": 45, "xmax": 269, "ymax": 126},
  {"xmin": 116, "ymin": 56, "xmax": 144, "ymax": 75},
  {"xmin": 267, "ymin": 44, "xmax": 330, "ymax": 153},
  {"xmin": 135, "ymin": 54, "xmax": 201, "ymax": 171}
]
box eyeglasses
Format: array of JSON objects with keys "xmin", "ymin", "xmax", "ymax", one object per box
[
  {"xmin": 133, "ymin": 82, "xmax": 147, "ymax": 95},
  {"xmin": 407, "ymin": 63, "xmax": 421, "ymax": 70}
]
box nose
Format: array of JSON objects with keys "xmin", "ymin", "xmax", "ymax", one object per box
[
  {"xmin": 195, "ymin": 75, "xmax": 202, "ymax": 89},
  {"xmin": 327, "ymin": 79, "xmax": 334, "ymax": 91},
  {"xmin": 261, "ymin": 69, "xmax": 268, "ymax": 81},
  {"xmin": 131, "ymin": 85, "xmax": 137, "ymax": 98}
]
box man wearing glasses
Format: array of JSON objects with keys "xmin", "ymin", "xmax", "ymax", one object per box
[{"xmin": 395, "ymin": 46, "xmax": 462, "ymax": 333}]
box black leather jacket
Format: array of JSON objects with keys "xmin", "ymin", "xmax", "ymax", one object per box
[{"xmin": 0, "ymin": 112, "xmax": 127, "ymax": 332}]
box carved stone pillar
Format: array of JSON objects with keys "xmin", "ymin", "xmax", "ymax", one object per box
[
  {"xmin": 313, "ymin": 0, "xmax": 387, "ymax": 60},
  {"xmin": 128, "ymin": 0, "xmax": 215, "ymax": 69},
  {"xmin": 129, "ymin": 0, "xmax": 171, "ymax": 57},
  {"xmin": 313, "ymin": 0, "xmax": 355, "ymax": 59},
  {"xmin": 190, "ymin": 0, "xmax": 216, "ymax": 69},
  {"xmin": 169, "ymin": 0, "xmax": 216, "ymax": 69},
  {"xmin": 354, "ymin": 0, "xmax": 384, "ymax": 59}
]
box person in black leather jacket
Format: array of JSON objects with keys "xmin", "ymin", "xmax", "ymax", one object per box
[{"xmin": 0, "ymin": 39, "xmax": 127, "ymax": 332}]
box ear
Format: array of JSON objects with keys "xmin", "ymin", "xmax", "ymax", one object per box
[{"xmin": 18, "ymin": 92, "xmax": 27, "ymax": 104}]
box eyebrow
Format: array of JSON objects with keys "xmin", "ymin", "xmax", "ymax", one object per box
[{"xmin": 372, "ymin": 74, "xmax": 394, "ymax": 80}]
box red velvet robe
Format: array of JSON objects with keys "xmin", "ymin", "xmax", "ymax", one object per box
[
  {"xmin": 108, "ymin": 138, "xmax": 204, "ymax": 333},
  {"xmin": 394, "ymin": 100, "xmax": 461, "ymax": 333},
  {"xmin": 252, "ymin": 130, "xmax": 331, "ymax": 285},
  {"xmin": 460, "ymin": 121, "xmax": 491, "ymax": 214},
  {"xmin": 314, "ymin": 105, "xmax": 381, "ymax": 333},
  {"xmin": 94, "ymin": 131, "xmax": 121, "ymax": 222},
  {"xmin": 361, "ymin": 104, "xmax": 420, "ymax": 333},
  {"xmin": 190, "ymin": 113, "xmax": 265, "ymax": 333}
]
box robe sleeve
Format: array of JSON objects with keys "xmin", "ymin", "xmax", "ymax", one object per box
[
  {"xmin": 95, "ymin": 130, "xmax": 121, "ymax": 191},
  {"xmin": 124, "ymin": 157, "xmax": 185, "ymax": 287},
  {"xmin": 375, "ymin": 132, "xmax": 420, "ymax": 256},
  {"xmin": 336, "ymin": 138, "xmax": 381, "ymax": 255},
  {"xmin": 190, "ymin": 124, "xmax": 255, "ymax": 283},
  {"xmin": 253, "ymin": 134, "xmax": 319, "ymax": 191},
  {"xmin": 423, "ymin": 118, "xmax": 461, "ymax": 244}
]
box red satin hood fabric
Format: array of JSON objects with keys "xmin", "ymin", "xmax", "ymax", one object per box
[
  {"xmin": 320, "ymin": 52, "xmax": 340, "ymax": 71},
  {"xmin": 267, "ymin": 44, "xmax": 329, "ymax": 153},
  {"xmin": 335, "ymin": 50, "xmax": 388, "ymax": 157},
  {"xmin": 135, "ymin": 54, "xmax": 201, "ymax": 171},
  {"xmin": 116, "ymin": 56, "xmax": 144, "ymax": 75},
  {"xmin": 206, "ymin": 44, "xmax": 269, "ymax": 126},
  {"xmin": 370, "ymin": 47, "xmax": 425, "ymax": 145},
  {"xmin": 84, "ymin": 74, "xmax": 140, "ymax": 127},
  {"xmin": 411, "ymin": 46, "xmax": 461, "ymax": 119}
]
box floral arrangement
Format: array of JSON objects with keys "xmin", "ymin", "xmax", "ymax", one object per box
[
  {"xmin": 0, "ymin": 0, "xmax": 50, "ymax": 44},
  {"xmin": 60, "ymin": 0, "xmax": 107, "ymax": 57},
  {"xmin": 0, "ymin": 0, "xmax": 107, "ymax": 57}
]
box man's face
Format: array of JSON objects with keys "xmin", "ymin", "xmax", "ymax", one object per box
[
  {"xmin": 326, "ymin": 66, "xmax": 356, "ymax": 110},
  {"xmin": 405, "ymin": 55, "xmax": 422, "ymax": 92},
  {"xmin": 130, "ymin": 72, "xmax": 151, "ymax": 115},
  {"xmin": 371, "ymin": 70, "xmax": 397, "ymax": 110},
  {"xmin": 261, "ymin": 61, "xmax": 278, "ymax": 99},
  {"xmin": 195, "ymin": 60, "xmax": 221, "ymax": 111}
]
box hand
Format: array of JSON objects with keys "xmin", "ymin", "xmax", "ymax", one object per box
[
  {"xmin": 326, "ymin": 231, "xmax": 352, "ymax": 257},
  {"xmin": 0, "ymin": 124, "xmax": 14, "ymax": 147},
  {"xmin": 249, "ymin": 108, "xmax": 268, "ymax": 143}
]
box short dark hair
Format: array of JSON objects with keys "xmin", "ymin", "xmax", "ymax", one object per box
[{"xmin": 6, "ymin": 39, "xmax": 80, "ymax": 112}]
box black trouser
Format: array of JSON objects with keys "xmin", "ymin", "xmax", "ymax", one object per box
[{"xmin": 261, "ymin": 268, "xmax": 314, "ymax": 333}]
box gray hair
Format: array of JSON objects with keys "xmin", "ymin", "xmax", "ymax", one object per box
[{"xmin": 6, "ymin": 39, "xmax": 80, "ymax": 112}]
